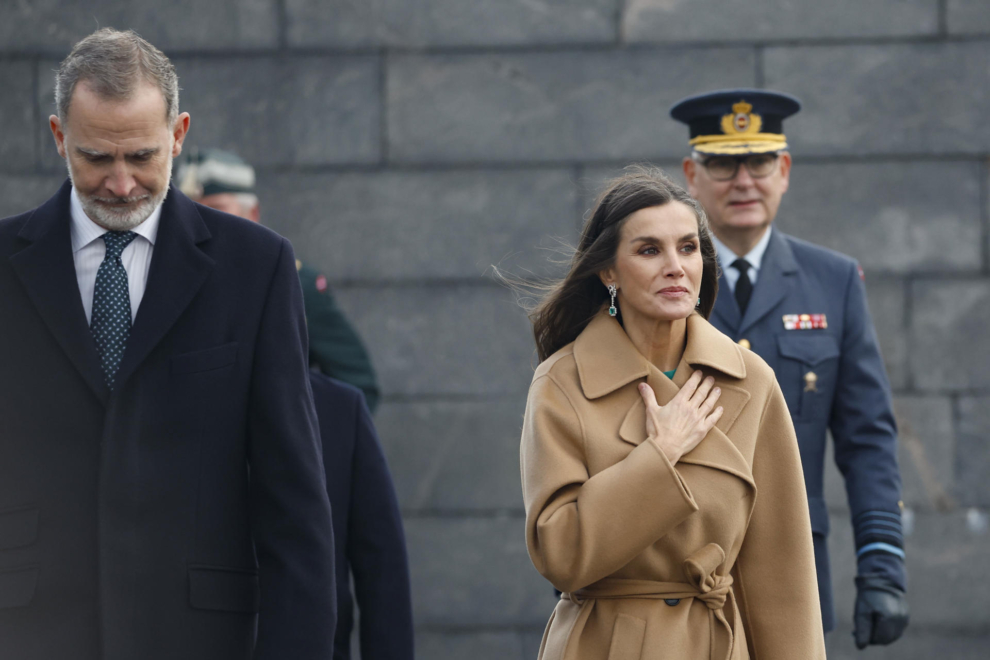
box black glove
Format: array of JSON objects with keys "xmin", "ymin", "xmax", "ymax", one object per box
[{"xmin": 853, "ymin": 574, "xmax": 909, "ymax": 649}]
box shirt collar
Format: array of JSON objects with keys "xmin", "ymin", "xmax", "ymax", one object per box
[
  {"xmin": 711, "ymin": 226, "xmax": 773, "ymax": 273},
  {"xmin": 69, "ymin": 186, "xmax": 163, "ymax": 253}
]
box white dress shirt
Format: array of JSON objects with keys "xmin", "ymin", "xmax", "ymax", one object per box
[
  {"xmin": 711, "ymin": 227, "xmax": 772, "ymax": 294},
  {"xmin": 70, "ymin": 187, "xmax": 162, "ymax": 324}
]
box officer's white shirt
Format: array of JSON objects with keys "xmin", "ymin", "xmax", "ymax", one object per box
[
  {"xmin": 70, "ymin": 186, "xmax": 161, "ymax": 324},
  {"xmin": 711, "ymin": 227, "xmax": 772, "ymax": 293}
]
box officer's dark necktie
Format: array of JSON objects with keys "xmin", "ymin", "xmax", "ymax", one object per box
[
  {"xmin": 91, "ymin": 231, "xmax": 138, "ymax": 389},
  {"xmin": 732, "ymin": 258, "xmax": 753, "ymax": 315}
]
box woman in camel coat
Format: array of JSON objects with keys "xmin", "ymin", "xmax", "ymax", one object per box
[{"xmin": 520, "ymin": 167, "xmax": 825, "ymax": 660}]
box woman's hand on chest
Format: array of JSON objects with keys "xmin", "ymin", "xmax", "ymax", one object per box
[{"xmin": 640, "ymin": 370, "xmax": 723, "ymax": 465}]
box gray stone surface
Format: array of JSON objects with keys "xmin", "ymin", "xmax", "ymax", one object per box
[
  {"xmin": 828, "ymin": 510, "xmax": 990, "ymax": 628},
  {"xmin": 825, "ymin": 626, "xmax": 990, "ymax": 659},
  {"xmin": 387, "ymin": 49, "xmax": 755, "ymax": 164},
  {"xmin": 404, "ymin": 516, "xmax": 558, "ymax": 626},
  {"xmin": 956, "ymin": 397, "xmax": 990, "ymax": 507},
  {"xmin": 287, "ymin": 0, "xmax": 618, "ymax": 48},
  {"xmin": 256, "ymin": 168, "xmax": 578, "ymax": 281},
  {"xmin": 416, "ymin": 632, "xmax": 531, "ymax": 660},
  {"xmin": 864, "ymin": 277, "xmax": 908, "ymax": 391},
  {"xmin": 823, "ymin": 395, "xmax": 953, "ymax": 512},
  {"xmin": 176, "ymin": 57, "xmax": 381, "ymax": 168},
  {"xmin": 891, "ymin": 396, "xmax": 956, "ymax": 511},
  {"xmin": 623, "ymin": 0, "xmax": 937, "ymax": 43},
  {"xmin": 909, "ymin": 280, "xmax": 990, "ymax": 391},
  {"xmin": 0, "ymin": 62, "xmax": 37, "ymax": 171},
  {"xmin": 334, "ymin": 285, "xmax": 537, "ymax": 397},
  {"xmin": 947, "ymin": 0, "xmax": 990, "ymax": 36},
  {"xmin": 37, "ymin": 56, "xmax": 382, "ymax": 171},
  {"xmin": 578, "ymin": 163, "xmax": 686, "ymax": 227},
  {"xmin": 0, "ymin": 174, "xmax": 65, "ymax": 219},
  {"xmin": 764, "ymin": 43, "xmax": 990, "ymax": 155},
  {"xmin": 375, "ymin": 399, "xmax": 527, "ymax": 512},
  {"xmin": 776, "ymin": 162, "xmax": 982, "ymax": 273},
  {"xmin": 0, "ymin": 0, "xmax": 278, "ymax": 52}
]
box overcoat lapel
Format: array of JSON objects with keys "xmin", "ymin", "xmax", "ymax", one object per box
[
  {"xmin": 9, "ymin": 180, "xmax": 109, "ymax": 405},
  {"xmin": 711, "ymin": 270, "xmax": 741, "ymax": 333},
  {"xmin": 737, "ymin": 229, "xmax": 798, "ymax": 336},
  {"xmin": 575, "ymin": 311, "xmax": 755, "ymax": 493},
  {"xmin": 114, "ymin": 186, "xmax": 214, "ymax": 389}
]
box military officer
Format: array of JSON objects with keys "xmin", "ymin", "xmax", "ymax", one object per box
[
  {"xmin": 176, "ymin": 149, "xmax": 380, "ymax": 411},
  {"xmin": 671, "ymin": 89, "xmax": 909, "ymax": 648}
]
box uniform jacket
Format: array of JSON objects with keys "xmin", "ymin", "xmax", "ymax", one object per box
[
  {"xmin": 521, "ymin": 310, "xmax": 825, "ymax": 660},
  {"xmin": 309, "ymin": 373, "xmax": 413, "ymax": 660},
  {"xmin": 709, "ymin": 228, "xmax": 904, "ymax": 632},
  {"xmin": 0, "ymin": 180, "xmax": 336, "ymax": 659},
  {"xmin": 299, "ymin": 263, "xmax": 380, "ymax": 412}
]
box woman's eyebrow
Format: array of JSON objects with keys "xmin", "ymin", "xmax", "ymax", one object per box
[{"xmin": 630, "ymin": 233, "xmax": 698, "ymax": 243}]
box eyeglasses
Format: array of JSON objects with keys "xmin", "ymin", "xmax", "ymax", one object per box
[{"xmin": 694, "ymin": 152, "xmax": 781, "ymax": 181}]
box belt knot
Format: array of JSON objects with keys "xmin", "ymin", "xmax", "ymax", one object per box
[{"xmin": 683, "ymin": 543, "xmax": 732, "ymax": 611}]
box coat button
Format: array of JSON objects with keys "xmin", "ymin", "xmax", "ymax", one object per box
[
  {"xmin": 664, "ymin": 598, "xmax": 680, "ymax": 606},
  {"xmin": 737, "ymin": 338, "xmax": 751, "ymax": 350}
]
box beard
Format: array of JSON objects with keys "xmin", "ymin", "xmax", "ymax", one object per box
[{"xmin": 68, "ymin": 156, "xmax": 171, "ymax": 231}]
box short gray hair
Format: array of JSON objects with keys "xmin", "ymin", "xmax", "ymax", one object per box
[{"xmin": 55, "ymin": 28, "xmax": 179, "ymax": 126}]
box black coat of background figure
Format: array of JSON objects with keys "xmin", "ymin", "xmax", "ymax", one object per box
[
  {"xmin": 309, "ymin": 372, "xmax": 414, "ymax": 660},
  {"xmin": 0, "ymin": 180, "xmax": 337, "ymax": 659}
]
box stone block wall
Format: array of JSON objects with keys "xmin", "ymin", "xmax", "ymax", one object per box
[{"xmin": 2, "ymin": 1, "xmax": 989, "ymax": 657}]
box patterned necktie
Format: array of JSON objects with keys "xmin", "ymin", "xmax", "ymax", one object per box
[
  {"xmin": 91, "ymin": 231, "xmax": 138, "ymax": 389},
  {"xmin": 731, "ymin": 258, "xmax": 753, "ymax": 315}
]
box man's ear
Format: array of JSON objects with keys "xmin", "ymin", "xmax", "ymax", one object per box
[
  {"xmin": 171, "ymin": 112, "xmax": 191, "ymax": 157},
  {"xmin": 683, "ymin": 157, "xmax": 698, "ymax": 196},
  {"xmin": 50, "ymin": 115, "xmax": 67, "ymax": 159},
  {"xmin": 778, "ymin": 151, "xmax": 792, "ymax": 195}
]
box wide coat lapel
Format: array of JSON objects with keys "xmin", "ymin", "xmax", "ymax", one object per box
[
  {"xmin": 738, "ymin": 229, "xmax": 798, "ymax": 336},
  {"xmin": 9, "ymin": 180, "xmax": 109, "ymax": 405},
  {"xmin": 114, "ymin": 186, "xmax": 214, "ymax": 389},
  {"xmin": 574, "ymin": 311, "xmax": 755, "ymax": 493},
  {"xmin": 711, "ymin": 269, "xmax": 741, "ymax": 333}
]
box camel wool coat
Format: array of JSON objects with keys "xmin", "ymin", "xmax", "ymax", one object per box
[{"xmin": 521, "ymin": 310, "xmax": 826, "ymax": 660}]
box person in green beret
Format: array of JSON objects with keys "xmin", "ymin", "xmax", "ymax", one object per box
[{"xmin": 175, "ymin": 149, "xmax": 380, "ymax": 412}]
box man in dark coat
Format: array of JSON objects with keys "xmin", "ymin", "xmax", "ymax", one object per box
[
  {"xmin": 309, "ymin": 373, "xmax": 414, "ymax": 660},
  {"xmin": 672, "ymin": 89, "xmax": 909, "ymax": 649},
  {"xmin": 0, "ymin": 28, "xmax": 336, "ymax": 659}
]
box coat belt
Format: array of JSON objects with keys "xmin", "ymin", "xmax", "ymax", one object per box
[{"xmin": 564, "ymin": 544, "xmax": 735, "ymax": 660}]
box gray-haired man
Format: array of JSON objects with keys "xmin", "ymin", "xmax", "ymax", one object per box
[{"xmin": 0, "ymin": 28, "xmax": 336, "ymax": 659}]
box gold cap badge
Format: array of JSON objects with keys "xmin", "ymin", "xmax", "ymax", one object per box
[{"xmin": 721, "ymin": 101, "xmax": 763, "ymax": 136}]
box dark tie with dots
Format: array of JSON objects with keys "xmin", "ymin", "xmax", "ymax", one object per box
[
  {"xmin": 732, "ymin": 258, "xmax": 753, "ymax": 315},
  {"xmin": 91, "ymin": 231, "xmax": 138, "ymax": 389}
]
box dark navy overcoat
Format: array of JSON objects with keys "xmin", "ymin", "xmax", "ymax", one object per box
[
  {"xmin": 709, "ymin": 228, "xmax": 905, "ymax": 632},
  {"xmin": 0, "ymin": 181, "xmax": 337, "ymax": 659},
  {"xmin": 308, "ymin": 373, "xmax": 413, "ymax": 660}
]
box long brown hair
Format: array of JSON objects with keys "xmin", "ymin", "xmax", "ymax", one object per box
[{"xmin": 531, "ymin": 165, "xmax": 719, "ymax": 362}]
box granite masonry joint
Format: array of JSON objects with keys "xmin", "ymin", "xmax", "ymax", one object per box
[
  {"xmin": 415, "ymin": 623, "xmax": 547, "ymax": 634},
  {"xmin": 754, "ymin": 45, "xmax": 765, "ymax": 88},
  {"xmin": 981, "ymin": 158, "xmax": 989, "ymax": 273},
  {"xmin": 329, "ymin": 276, "xmax": 508, "ymax": 290},
  {"xmin": 379, "ymin": 49, "xmax": 389, "ymax": 165},
  {"xmin": 380, "ymin": 392, "xmax": 526, "ymax": 405},
  {"xmin": 401, "ymin": 508, "xmax": 526, "ymax": 519},
  {"xmin": 276, "ymin": 0, "xmax": 289, "ymax": 51}
]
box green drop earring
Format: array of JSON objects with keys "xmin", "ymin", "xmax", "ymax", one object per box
[{"xmin": 608, "ymin": 284, "xmax": 618, "ymax": 317}]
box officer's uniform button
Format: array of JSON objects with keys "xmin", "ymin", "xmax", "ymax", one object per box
[
  {"xmin": 738, "ymin": 338, "xmax": 751, "ymax": 350},
  {"xmin": 664, "ymin": 598, "xmax": 680, "ymax": 606}
]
